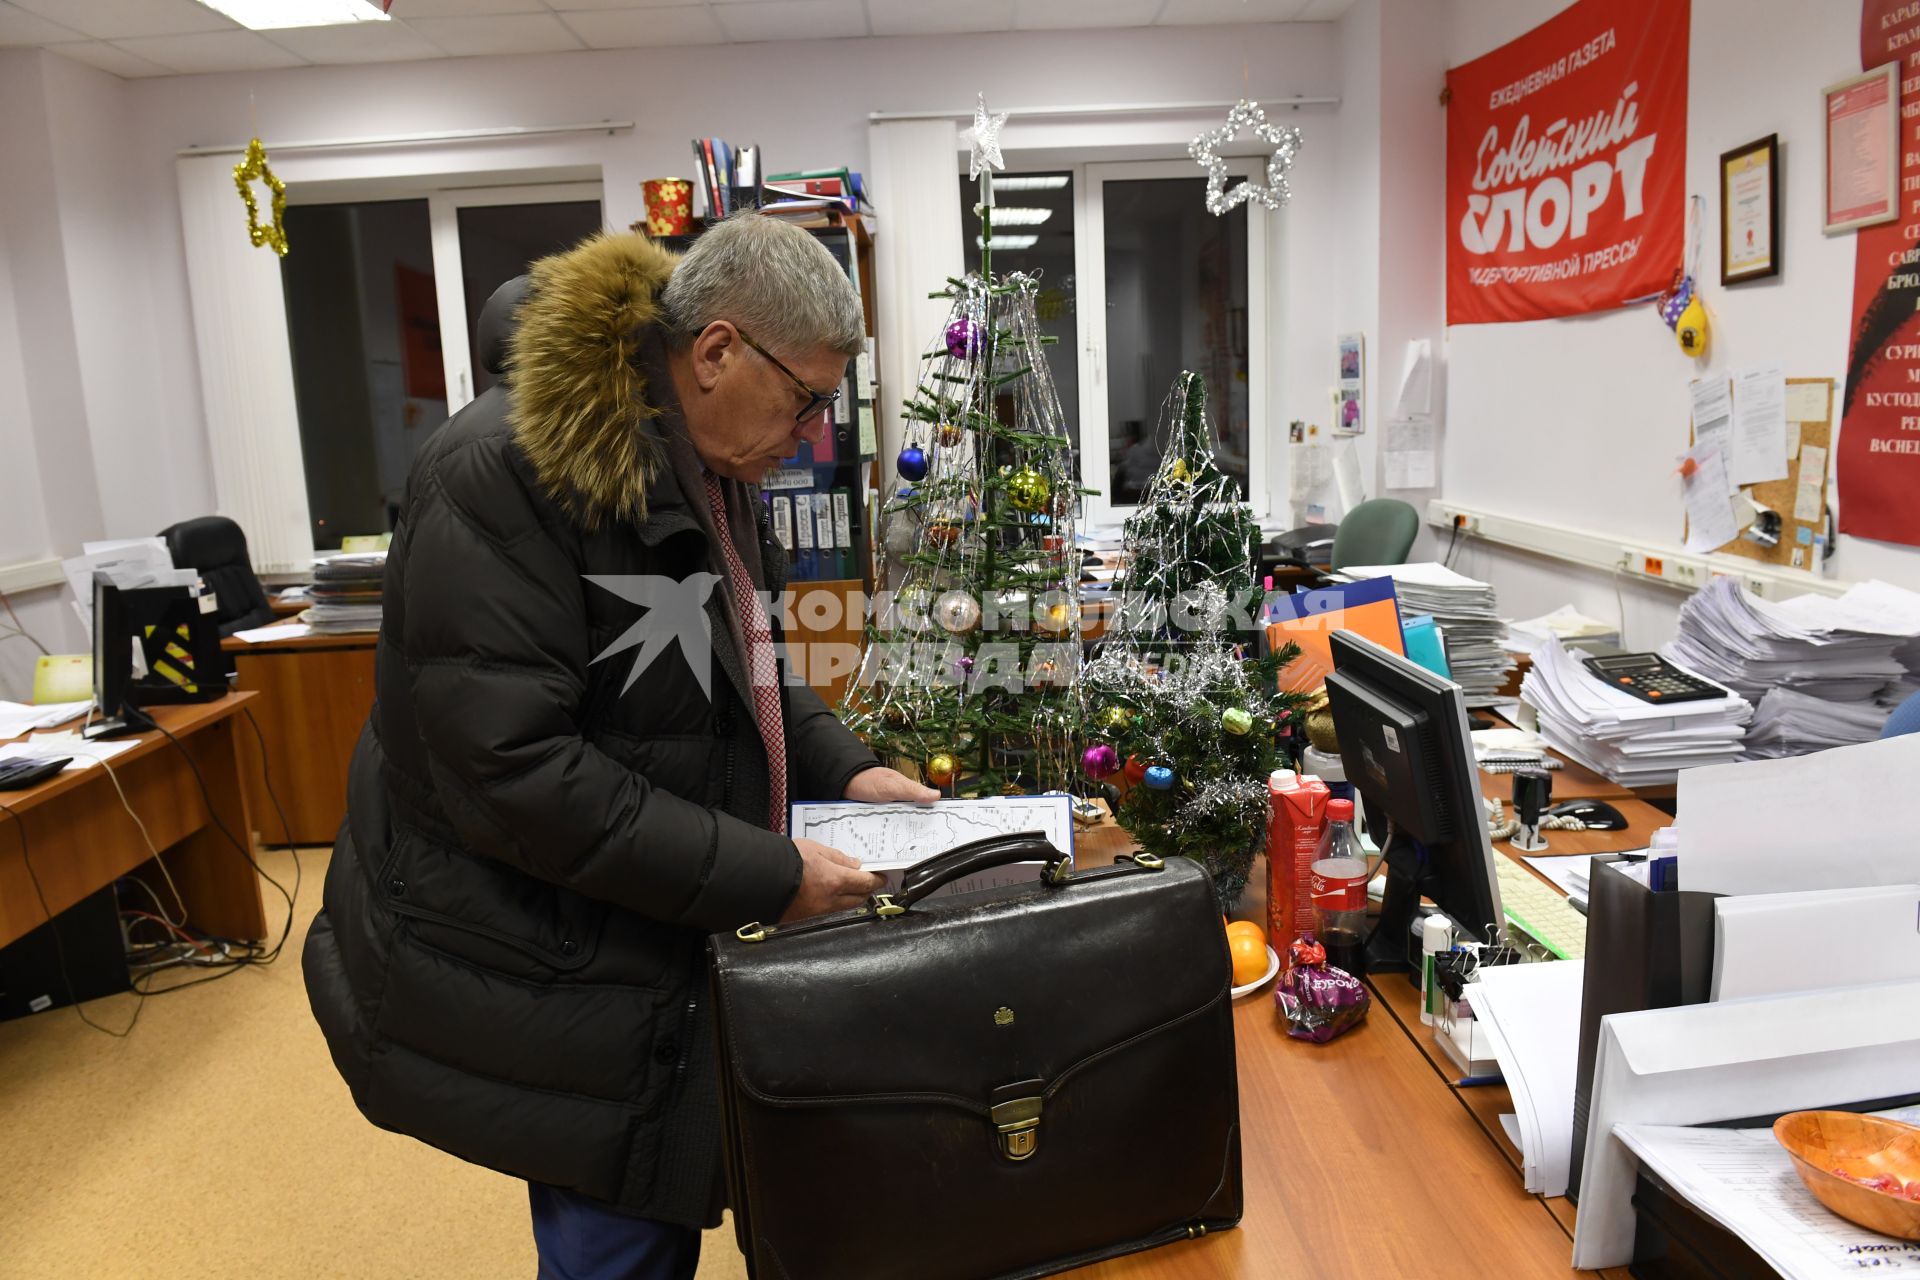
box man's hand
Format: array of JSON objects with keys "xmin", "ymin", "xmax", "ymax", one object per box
[
  {"xmin": 844, "ymin": 766, "xmax": 940, "ymax": 805},
  {"xmin": 780, "ymin": 838, "xmax": 886, "ymax": 922}
]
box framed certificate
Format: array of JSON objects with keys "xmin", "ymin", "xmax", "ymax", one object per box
[
  {"xmin": 1824, "ymin": 63, "xmax": 1899, "ymax": 234},
  {"xmin": 1720, "ymin": 135, "xmax": 1778, "ymax": 284}
]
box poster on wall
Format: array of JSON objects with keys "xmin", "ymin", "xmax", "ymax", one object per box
[
  {"xmin": 1839, "ymin": 1, "xmax": 1920, "ymax": 547},
  {"xmin": 1444, "ymin": 0, "xmax": 1690, "ymax": 325}
]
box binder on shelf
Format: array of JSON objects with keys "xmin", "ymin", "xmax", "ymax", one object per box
[
  {"xmin": 832, "ymin": 490, "xmax": 853, "ymax": 580},
  {"xmin": 1567, "ymin": 855, "xmax": 1720, "ymax": 1202},
  {"xmin": 793, "ymin": 489, "xmax": 817, "ymax": 580},
  {"xmin": 812, "ymin": 494, "xmax": 836, "ymax": 580},
  {"xmin": 771, "ymin": 496, "xmax": 794, "ymax": 560}
]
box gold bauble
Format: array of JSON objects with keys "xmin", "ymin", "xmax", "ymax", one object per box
[{"xmin": 926, "ymin": 753, "xmax": 957, "ymax": 785}]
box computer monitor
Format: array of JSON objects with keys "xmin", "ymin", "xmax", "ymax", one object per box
[
  {"xmin": 92, "ymin": 573, "xmax": 128, "ymax": 721},
  {"xmin": 1325, "ymin": 629, "xmax": 1502, "ymax": 972}
]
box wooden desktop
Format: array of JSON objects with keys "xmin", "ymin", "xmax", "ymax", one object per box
[{"xmin": 0, "ymin": 693, "xmax": 266, "ymax": 949}]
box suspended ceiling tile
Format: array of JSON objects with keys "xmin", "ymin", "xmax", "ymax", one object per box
[
  {"xmin": 713, "ymin": 0, "xmax": 868, "ymax": 43},
  {"xmin": 403, "ymin": 12, "xmax": 586, "ymax": 54},
  {"xmin": 0, "ymin": 1, "xmax": 84, "ymax": 44},
  {"xmin": 10, "ymin": 0, "xmax": 236, "ymax": 39},
  {"xmin": 263, "ymin": 19, "xmax": 446, "ymax": 63},
  {"xmin": 43, "ymin": 39, "xmax": 171, "ymax": 75},
  {"xmin": 557, "ymin": 5, "xmax": 727, "ymax": 47},
  {"xmin": 112, "ymin": 29, "xmax": 307, "ymax": 72},
  {"xmin": 867, "ymin": 0, "xmax": 1015, "ymax": 36},
  {"xmin": 1013, "ymin": 0, "xmax": 1162, "ymax": 30}
]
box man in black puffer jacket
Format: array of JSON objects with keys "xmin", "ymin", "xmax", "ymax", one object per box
[{"xmin": 304, "ymin": 214, "xmax": 935, "ymax": 1280}]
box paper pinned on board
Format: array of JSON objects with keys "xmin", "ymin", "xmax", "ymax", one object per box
[
  {"xmin": 1793, "ymin": 443, "xmax": 1827, "ymax": 523},
  {"xmin": 1784, "ymin": 380, "xmax": 1829, "ymax": 423},
  {"xmin": 1689, "ymin": 375, "xmax": 1736, "ymax": 494},
  {"xmin": 1384, "ymin": 415, "xmax": 1436, "ymax": 490},
  {"xmin": 1731, "ymin": 362, "xmax": 1790, "ymax": 486},
  {"xmin": 1682, "ymin": 440, "xmax": 1740, "ymax": 551},
  {"xmin": 1333, "ymin": 438, "xmax": 1367, "ymax": 512},
  {"xmin": 1395, "ymin": 339, "xmax": 1433, "ymax": 417}
]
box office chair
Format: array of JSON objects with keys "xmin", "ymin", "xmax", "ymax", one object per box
[
  {"xmin": 1265, "ymin": 499, "xmax": 1421, "ymax": 586},
  {"xmin": 157, "ymin": 515, "xmax": 275, "ymax": 637},
  {"xmin": 1328, "ymin": 499, "xmax": 1420, "ymax": 571},
  {"xmin": 1883, "ymin": 689, "xmax": 1920, "ymax": 739}
]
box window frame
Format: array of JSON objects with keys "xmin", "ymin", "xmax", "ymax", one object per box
[
  {"xmin": 1072, "ymin": 157, "xmax": 1270, "ymax": 524},
  {"xmin": 423, "ymin": 181, "xmax": 605, "ymax": 412}
]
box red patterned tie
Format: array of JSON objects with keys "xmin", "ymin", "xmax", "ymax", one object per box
[{"xmin": 703, "ymin": 473, "xmax": 787, "ymax": 834}]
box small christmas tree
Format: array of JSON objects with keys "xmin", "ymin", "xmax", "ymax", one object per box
[
  {"xmin": 839, "ymin": 179, "xmax": 1086, "ymax": 796},
  {"xmin": 1080, "ymin": 372, "xmax": 1309, "ymax": 906}
]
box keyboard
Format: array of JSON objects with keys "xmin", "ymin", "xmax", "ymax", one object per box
[{"xmin": 1494, "ymin": 856, "xmax": 1588, "ymax": 960}]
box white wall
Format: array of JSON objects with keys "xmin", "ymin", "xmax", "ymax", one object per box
[
  {"xmin": 1439, "ymin": 0, "xmax": 1890, "ymax": 647},
  {"xmin": 0, "ymin": 25, "xmax": 1349, "ymax": 697}
]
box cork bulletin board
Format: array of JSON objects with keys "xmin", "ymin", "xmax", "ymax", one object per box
[{"xmin": 1688, "ymin": 377, "xmax": 1834, "ymax": 570}]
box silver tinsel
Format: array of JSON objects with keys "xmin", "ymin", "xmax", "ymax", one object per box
[{"xmin": 1188, "ymin": 98, "xmax": 1303, "ymax": 216}]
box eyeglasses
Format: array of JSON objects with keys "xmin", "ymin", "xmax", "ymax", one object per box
[{"xmin": 737, "ymin": 327, "xmax": 843, "ymax": 424}]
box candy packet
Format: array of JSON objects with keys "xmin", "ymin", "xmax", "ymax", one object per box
[{"xmin": 1274, "ymin": 934, "xmax": 1371, "ymax": 1043}]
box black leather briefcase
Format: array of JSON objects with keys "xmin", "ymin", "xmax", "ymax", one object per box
[{"xmin": 709, "ymin": 834, "xmax": 1242, "ymax": 1280}]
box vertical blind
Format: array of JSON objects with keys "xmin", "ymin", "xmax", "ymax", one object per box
[
  {"xmin": 867, "ymin": 119, "xmax": 966, "ymax": 471},
  {"xmin": 175, "ymin": 154, "xmax": 314, "ymax": 575}
]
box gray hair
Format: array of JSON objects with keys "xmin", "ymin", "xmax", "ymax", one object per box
[{"xmin": 661, "ymin": 212, "xmax": 866, "ymax": 357}]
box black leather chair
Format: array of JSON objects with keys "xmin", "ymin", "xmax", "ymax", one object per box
[{"xmin": 157, "ymin": 516, "xmax": 275, "ymax": 636}]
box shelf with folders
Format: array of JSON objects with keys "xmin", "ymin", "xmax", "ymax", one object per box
[{"xmin": 638, "ymin": 210, "xmax": 882, "ymax": 595}]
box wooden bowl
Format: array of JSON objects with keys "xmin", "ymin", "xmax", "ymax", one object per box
[{"xmin": 1774, "ymin": 1110, "xmax": 1920, "ymax": 1241}]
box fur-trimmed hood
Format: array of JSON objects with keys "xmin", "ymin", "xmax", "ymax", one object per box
[{"xmin": 502, "ymin": 232, "xmax": 678, "ymax": 530}]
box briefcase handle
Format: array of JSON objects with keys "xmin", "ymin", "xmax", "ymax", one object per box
[{"xmin": 894, "ymin": 831, "xmax": 1073, "ymax": 909}]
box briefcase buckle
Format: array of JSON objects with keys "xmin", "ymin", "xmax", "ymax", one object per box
[
  {"xmin": 990, "ymin": 1095, "xmax": 1043, "ymax": 1162},
  {"xmin": 871, "ymin": 893, "xmax": 906, "ymax": 918}
]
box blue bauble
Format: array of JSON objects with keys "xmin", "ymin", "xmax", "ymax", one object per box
[
  {"xmin": 1144, "ymin": 765, "xmax": 1175, "ymax": 790},
  {"xmin": 897, "ymin": 445, "xmax": 930, "ymax": 482}
]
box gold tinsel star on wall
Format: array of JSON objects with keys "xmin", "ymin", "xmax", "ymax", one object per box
[{"xmin": 233, "ymin": 137, "xmax": 288, "ymax": 256}]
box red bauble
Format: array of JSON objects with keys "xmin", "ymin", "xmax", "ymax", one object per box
[{"xmin": 1123, "ymin": 754, "xmax": 1148, "ymax": 784}]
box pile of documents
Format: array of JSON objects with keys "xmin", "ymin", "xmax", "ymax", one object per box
[
  {"xmin": 1461, "ymin": 959, "xmax": 1583, "ymax": 1198},
  {"xmin": 1502, "ymin": 604, "xmax": 1619, "ymax": 655},
  {"xmin": 1335, "ymin": 562, "xmax": 1514, "ymax": 702},
  {"xmin": 1615, "ymin": 1107, "xmax": 1920, "ymax": 1280},
  {"xmin": 301, "ymin": 552, "xmax": 386, "ymax": 634},
  {"xmin": 0, "ymin": 700, "xmax": 92, "ymax": 740},
  {"xmin": 1520, "ymin": 636, "xmax": 1751, "ymax": 785},
  {"xmin": 1662, "ymin": 577, "xmax": 1920, "ymax": 757}
]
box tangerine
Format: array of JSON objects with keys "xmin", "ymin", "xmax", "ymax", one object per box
[{"xmin": 1228, "ymin": 931, "xmax": 1268, "ymax": 986}]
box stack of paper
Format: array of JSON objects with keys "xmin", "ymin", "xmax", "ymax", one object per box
[
  {"xmin": 0, "ymin": 700, "xmax": 93, "ymax": 740},
  {"xmin": 1335, "ymin": 562, "xmax": 1514, "ymax": 702},
  {"xmin": 1615, "ymin": 1107, "xmax": 1920, "ymax": 1280},
  {"xmin": 1521, "ymin": 636, "xmax": 1751, "ymax": 785},
  {"xmin": 1504, "ymin": 604, "xmax": 1620, "ymax": 656},
  {"xmin": 302, "ymin": 552, "xmax": 386, "ymax": 634},
  {"xmin": 1461, "ymin": 959, "xmax": 1584, "ymax": 1198},
  {"xmin": 1662, "ymin": 577, "xmax": 1920, "ymax": 757}
]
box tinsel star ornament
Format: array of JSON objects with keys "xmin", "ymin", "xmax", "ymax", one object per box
[
  {"xmin": 959, "ymin": 93, "xmax": 1009, "ymax": 181},
  {"xmin": 1188, "ymin": 99, "xmax": 1303, "ymax": 216}
]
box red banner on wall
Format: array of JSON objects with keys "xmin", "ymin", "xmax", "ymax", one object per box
[
  {"xmin": 1839, "ymin": 2, "xmax": 1920, "ymax": 547},
  {"xmin": 1445, "ymin": 0, "xmax": 1689, "ymax": 325}
]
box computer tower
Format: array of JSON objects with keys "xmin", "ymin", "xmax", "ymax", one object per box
[{"xmin": 0, "ymin": 885, "xmax": 130, "ymax": 1022}]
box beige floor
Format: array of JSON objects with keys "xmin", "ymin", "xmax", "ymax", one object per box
[{"xmin": 0, "ymin": 846, "xmax": 748, "ymax": 1280}]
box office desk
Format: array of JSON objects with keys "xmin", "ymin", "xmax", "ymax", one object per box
[
  {"xmin": 1476, "ymin": 712, "xmax": 1677, "ymax": 806},
  {"xmin": 0, "ymin": 694, "xmax": 266, "ymax": 948},
  {"xmin": 222, "ymin": 626, "xmax": 377, "ymax": 846},
  {"xmin": 1065, "ymin": 819, "xmax": 1601, "ymax": 1278}
]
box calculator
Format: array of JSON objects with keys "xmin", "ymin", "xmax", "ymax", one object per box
[{"xmin": 1581, "ymin": 653, "xmax": 1727, "ymax": 704}]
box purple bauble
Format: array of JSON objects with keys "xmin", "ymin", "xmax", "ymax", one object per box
[
  {"xmin": 1658, "ymin": 276, "xmax": 1693, "ymax": 329},
  {"xmin": 1082, "ymin": 743, "xmax": 1120, "ymax": 780},
  {"xmin": 944, "ymin": 317, "xmax": 985, "ymax": 360}
]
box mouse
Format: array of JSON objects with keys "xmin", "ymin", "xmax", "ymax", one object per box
[{"xmin": 1547, "ymin": 798, "xmax": 1627, "ymax": 831}]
